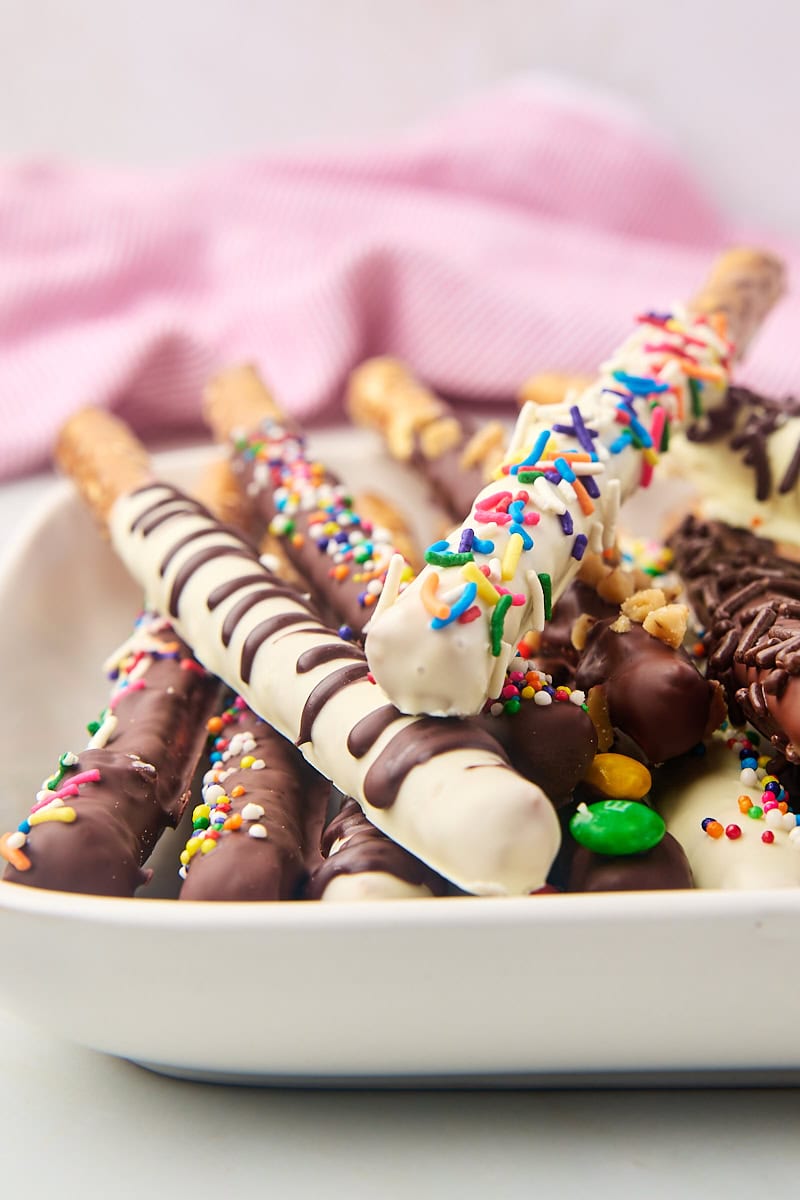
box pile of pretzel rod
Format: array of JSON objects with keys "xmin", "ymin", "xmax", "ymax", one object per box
[{"xmin": 7, "ymin": 245, "xmax": 800, "ymax": 900}]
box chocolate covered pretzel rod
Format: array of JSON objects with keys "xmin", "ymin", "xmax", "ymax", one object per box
[
  {"xmin": 178, "ymin": 695, "xmax": 330, "ymax": 901},
  {"xmin": 306, "ymin": 799, "xmax": 448, "ymax": 901},
  {"xmin": 346, "ymin": 357, "xmax": 508, "ymax": 522},
  {"xmin": 668, "ymin": 514, "xmax": 800, "ymax": 764},
  {"xmin": 515, "ymin": 374, "xmax": 800, "ymax": 550},
  {"xmin": 56, "ymin": 413, "xmax": 560, "ymax": 895},
  {"xmin": 364, "ymin": 249, "xmax": 784, "ymax": 717},
  {"xmin": 1, "ymin": 613, "xmax": 222, "ymax": 895},
  {"xmin": 203, "ymin": 364, "xmax": 418, "ymax": 640}
]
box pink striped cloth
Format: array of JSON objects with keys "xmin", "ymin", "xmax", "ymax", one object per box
[{"xmin": 1, "ymin": 77, "xmax": 798, "ymax": 480}]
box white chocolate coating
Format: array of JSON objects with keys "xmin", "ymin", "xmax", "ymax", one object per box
[
  {"xmin": 658, "ymin": 740, "xmax": 800, "ymax": 889},
  {"xmin": 366, "ymin": 309, "xmax": 731, "ymax": 716},
  {"xmin": 108, "ymin": 484, "xmax": 561, "ymax": 896},
  {"xmin": 667, "ymin": 418, "xmax": 800, "ymax": 546},
  {"xmin": 320, "ymin": 873, "xmax": 435, "ymax": 902}
]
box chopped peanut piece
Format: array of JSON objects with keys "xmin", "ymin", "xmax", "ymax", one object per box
[
  {"xmin": 642, "ymin": 603, "xmax": 689, "ymax": 649},
  {"xmin": 620, "ymin": 588, "xmax": 668, "ymax": 624},
  {"xmin": 597, "ymin": 567, "xmax": 636, "ymax": 605},
  {"xmin": 570, "ymin": 613, "xmax": 597, "ymax": 652}
]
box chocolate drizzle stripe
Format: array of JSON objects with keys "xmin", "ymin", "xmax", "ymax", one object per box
[
  {"xmin": 779, "ymin": 437, "xmax": 800, "ymax": 494},
  {"xmin": 208, "ymin": 573, "xmax": 282, "ymax": 611},
  {"xmin": 296, "ymin": 663, "xmax": 370, "ymax": 746},
  {"xmin": 159, "ymin": 527, "xmax": 223, "ymax": 576},
  {"xmin": 346, "ymin": 704, "xmax": 404, "ymax": 759},
  {"xmin": 222, "ymin": 589, "xmax": 311, "ymax": 648},
  {"xmin": 240, "ymin": 613, "xmax": 314, "ymax": 683},
  {"xmin": 363, "ymin": 721, "xmax": 505, "ymax": 810},
  {"xmin": 168, "ymin": 545, "xmax": 258, "ymax": 617},
  {"xmin": 296, "ymin": 643, "xmax": 365, "ymax": 674},
  {"xmin": 130, "ymin": 493, "xmax": 201, "ymax": 535}
]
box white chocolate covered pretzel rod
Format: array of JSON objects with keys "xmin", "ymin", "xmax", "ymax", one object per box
[
  {"xmin": 55, "ymin": 410, "xmax": 560, "ymax": 895},
  {"xmin": 364, "ymin": 249, "xmax": 785, "ymax": 717}
]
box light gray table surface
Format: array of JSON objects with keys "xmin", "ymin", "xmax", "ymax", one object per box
[{"xmin": 1, "ymin": 471, "xmax": 799, "ymax": 1199}]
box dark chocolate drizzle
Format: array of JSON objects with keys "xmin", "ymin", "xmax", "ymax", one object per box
[
  {"xmin": 686, "ymin": 386, "xmax": 800, "ymax": 502},
  {"xmin": 296, "ymin": 642, "xmax": 366, "ymax": 673},
  {"xmin": 346, "ymin": 704, "xmax": 404, "ymax": 758},
  {"xmin": 222, "ymin": 587, "xmax": 310, "ymax": 648},
  {"xmin": 168, "ymin": 545, "xmax": 258, "ymax": 617},
  {"xmin": 363, "ymin": 720, "xmax": 506, "ymax": 809},
  {"xmin": 208, "ymin": 573, "xmax": 278, "ymax": 611},
  {"xmin": 240, "ymin": 613, "xmax": 314, "ymax": 683},
  {"xmin": 296, "ymin": 662, "xmax": 371, "ymax": 746}
]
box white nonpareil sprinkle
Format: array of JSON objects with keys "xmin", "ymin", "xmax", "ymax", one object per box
[
  {"xmin": 534, "ymin": 691, "xmax": 553, "ymax": 706},
  {"xmin": 739, "ymin": 767, "xmax": 759, "ymax": 788},
  {"xmin": 204, "ymin": 784, "xmax": 226, "ymax": 804},
  {"xmin": 788, "ymin": 827, "xmax": 800, "ymax": 848},
  {"xmin": 6, "ymin": 831, "xmax": 26, "ymax": 851},
  {"xmin": 569, "ymin": 690, "xmax": 586, "ymax": 706},
  {"xmin": 248, "ymin": 824, "xmax": 268, "ymax": 839},
  {"xmin": 241, "ymin": 802, "xmax": 266, "ymax": 821},
  {"xmin": 250, "ymin": 759, "xmax": 266, "ymax": 771}
]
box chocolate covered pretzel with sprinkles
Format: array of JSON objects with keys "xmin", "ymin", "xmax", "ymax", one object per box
[
  {"xmin": 1, "ymin": 612, "xmax": 222, "ymax": 895},
  {"xmin": 54, "ymin": 410, "xmax": 561, "ymax": 896},
  {"xmin": 203, "ymin": 364, "xmax": 419, "ymax": 642},
  {"xmin": 364, "ymin": 249, "xmax": 784, "ymax": 717},
  {"xmin": 668, "ymin": 513, "xmax": 800, "ymax": 765}
]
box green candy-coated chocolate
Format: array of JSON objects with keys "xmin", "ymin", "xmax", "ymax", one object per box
[{"xmin": 569, "ymin": 799, "xmax": 665, "ymax": 857}]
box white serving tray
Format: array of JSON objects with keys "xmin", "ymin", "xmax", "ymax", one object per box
[{"xmin": 1, "ymin": 434, "xmax": 798, "ymax": 1086}]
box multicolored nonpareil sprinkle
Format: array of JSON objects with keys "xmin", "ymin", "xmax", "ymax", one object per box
[
  {"xmin": 700, "ymin": 725, "xmax": 799, "ymax": 844},
  {"xmin": 0, "ymin": 612, "xmax": 181, "ymax": 873},
  {"xmin": 179, "ymin": 696, "xmax": 270, "ymax": 876},
  {"xmin": 236, "ymin": 421, "xmax": 414, "ymax": 615}
]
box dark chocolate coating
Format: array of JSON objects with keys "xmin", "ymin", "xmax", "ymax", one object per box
[
  {"xmin": 567, "ymin": 832, "xmax": 694, "ymax": 892},
  {"xmin": 483, "ymin": 700, "xmax": 597, "ymax": 807},
  {"xmin": 533, "ymin": 581, "xmax": 619, "ymax": 685},
  {"xmin": 4, "ymin": 621, "xmax": 222, "ymax": 896},
  {"xmin": 179, "ymin": 708, "xmax": 330, "ymax": 902},
  {"xmin": 669, "ymin": 514, "xmax": 800, "ymax": 763},
  {"xmin": 231, "ymin": 428, "xmax": 383, "ymax": 638},
  {"xmin": 305, "ymin": 799, "xmax": 448, "ymax": 899},
  {"xmin": 575, "ymin": 619, "xmax": 718, "ymax": 764}
]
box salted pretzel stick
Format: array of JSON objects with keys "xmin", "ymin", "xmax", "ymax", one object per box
[
  {"xmin": 346, "ymin": 357, "xmax": 508, "ymax": 521},
  {"xmin": 363, "ymin": 249, "xmax": 785, "ymax": 717},
  {"xmin": 203, "ymin": 365, "xmax": 418, "ymax": 640},
  {"xmin": 56, "ymin": 412, "xmax": 560, "ymax": 896},
  {"xmin": 1, "ymin": 613, "xmax": 221, "ymax": 895}
]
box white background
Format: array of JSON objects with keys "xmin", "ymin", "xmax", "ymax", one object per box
[{"xmin": 2, "ymin": 4, "xmax": 800, "ymax": 1196}]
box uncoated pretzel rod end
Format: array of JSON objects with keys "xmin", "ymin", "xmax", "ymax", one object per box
[
  {"xmin": 690, "ymin": 246, "xmax": 785, "ymax": 358},
  {"xmin": 203, "ymin": 363, "xmax": 284, "ymax": 444},
  {"xmin": 55, "ymin": 406, "xmax": 153, "ymax": 525}
]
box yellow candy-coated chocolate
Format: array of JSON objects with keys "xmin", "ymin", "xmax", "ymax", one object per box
[{"xmin": 582, "ymin": 753, "xmax": 652, "ymax": 800}]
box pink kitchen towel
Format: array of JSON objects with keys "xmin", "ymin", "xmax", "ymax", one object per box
[{"xmin": 1, "ymin": 75, "xmax": 798, "ymax": 480}]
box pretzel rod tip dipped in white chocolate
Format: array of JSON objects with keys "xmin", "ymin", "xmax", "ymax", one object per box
[{"xmin": 364, "ymin": 249, "xmax": 786, "ymax": 717}]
